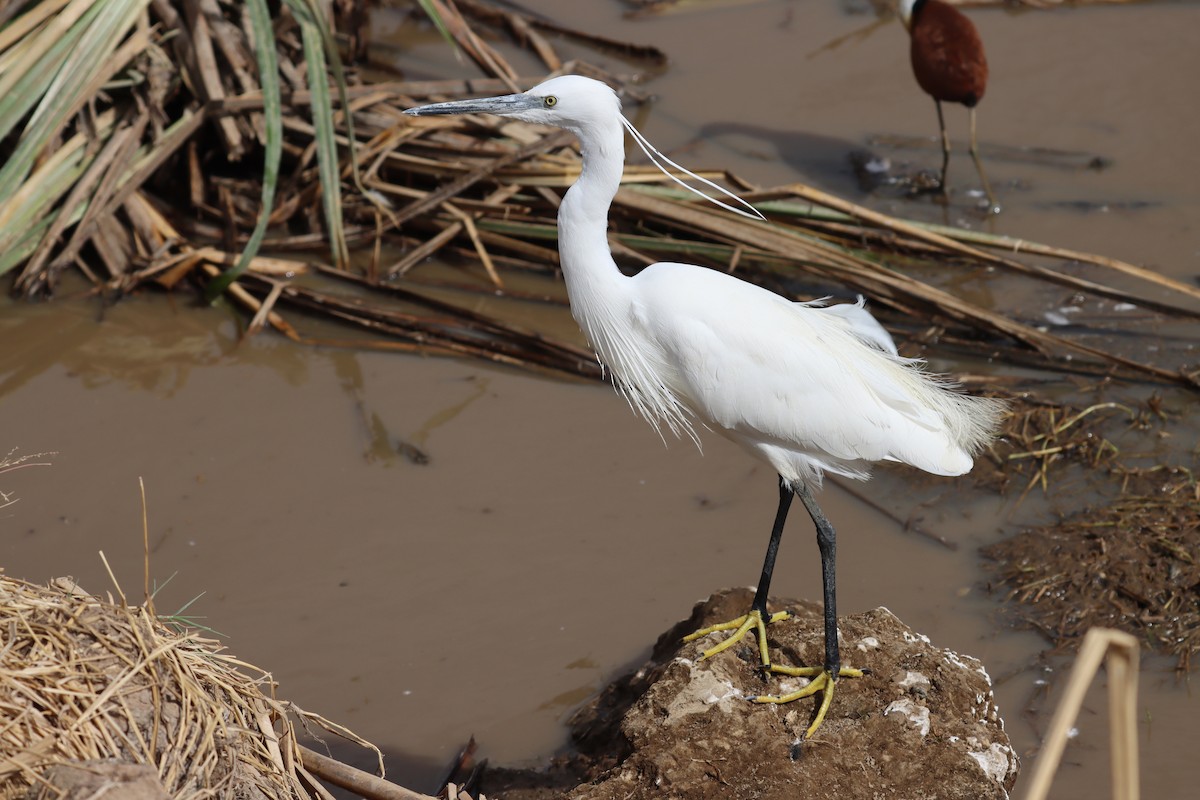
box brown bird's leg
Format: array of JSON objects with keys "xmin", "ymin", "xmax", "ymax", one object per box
[
  {"xmin": 935, "ymin": 99, "xmax": 951, "ymax": 193},
  {"xmin": 968, "ymin": 106, "xmax": 1000, "ymax": 213}
]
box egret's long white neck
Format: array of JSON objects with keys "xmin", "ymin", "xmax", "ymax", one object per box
[
  {"xmin": 556, "ymin": 117, "xmax": 631, "ymax": 336},
  {"xmin": 554, "ymin": 115, "xmax": 695, "ymax": 442}
]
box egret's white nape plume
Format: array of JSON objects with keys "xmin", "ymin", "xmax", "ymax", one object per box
[
  {"xmin": 404, "ymin": 75, "xmax": 1003, "ymax": 741},
  {"xmin": 618, "ymin": 115, "xmax": 765, "ymax": 222}
]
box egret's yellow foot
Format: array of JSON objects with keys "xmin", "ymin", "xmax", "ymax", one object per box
[
  {"xmin": 751, "ymin": 666, "xmax": 865, "ymax": 738},
  {"xmin": 682, "ymin": 609, "xmax": 791, "ymax": 666}
]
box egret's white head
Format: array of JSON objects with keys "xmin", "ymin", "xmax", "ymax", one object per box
[
  {"xmin": 404, "ymin": 75, "xmax": 622, "ymax": 136},
  {"xmin": 405, "ymin": 75, "xmax": 765, "ymax": 222}
]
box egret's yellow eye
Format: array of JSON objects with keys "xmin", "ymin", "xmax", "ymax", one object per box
[{"xmin": 544, "ymin": 96, "xmax": 558, "ymax": 108}]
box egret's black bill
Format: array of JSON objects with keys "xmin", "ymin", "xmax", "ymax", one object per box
[{"xmin": 404, "ymin": 93, "xmax": 539, "ymax": 117}]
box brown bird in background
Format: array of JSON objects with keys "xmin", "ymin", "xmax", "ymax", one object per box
[{"xmin": 899, "ymin": 0, "xmax": 999, "ymax": 211}]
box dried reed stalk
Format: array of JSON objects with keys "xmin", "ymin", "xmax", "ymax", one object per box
[
  {"xmin": 3, "ymin": 0, "xmax": 1195, "ymax": 395},
  {"xmin": 1019, "ymin": 628, "xmax": 1140, "ymax": 800}
]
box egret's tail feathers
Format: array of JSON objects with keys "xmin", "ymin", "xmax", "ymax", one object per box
[
  {"xmin": 889, "ymin": 383, "xmax": 1006, "ymax": 477},
  {"xmin": 948, "ymin": 392, "xmax": 1007, "ymax": 457}
]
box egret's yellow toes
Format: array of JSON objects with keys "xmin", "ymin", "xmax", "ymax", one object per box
[
  {"xmin": 750, "ymin": 666, "xmax": 864, "ymax": 738},
  {"xmin": 769, "ymin": 664, "xmax": 865, "ymax": 680},
  {"xmin": 682, "ymin": 609, "xmax": 790, "ymax": 666}
]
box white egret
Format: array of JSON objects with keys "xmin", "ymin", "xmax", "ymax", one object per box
[{"xmin": 405, "ymin": 76, "xmax": 1003, "ymax": 738}]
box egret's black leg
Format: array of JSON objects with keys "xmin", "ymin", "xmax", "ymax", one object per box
[
  {"xmin": 752, "ymin": 481, "xmax": 863, "ymax": 739},
  {"xmin": 687, "ymin": 476, "xmax": 861, "ymax": 737},
  {"xmin": 749, "ymin": 478, "xmax": 795, "ymax": 620},
  {"xmin": 794, "ymin": 482, "xmax": 839, "ymax": 677},
  {"xmin": 682, "ymin": 476, "xmax": 794, "ymax": 666}
]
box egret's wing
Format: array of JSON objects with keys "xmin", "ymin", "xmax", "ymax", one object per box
[
  {"xmin": 807, "ymin": 296, "xmax": 899, "ymax": 356},
  {"xmin": 629, "ymin": 264, "xmax": 981, "ymax": 478}
]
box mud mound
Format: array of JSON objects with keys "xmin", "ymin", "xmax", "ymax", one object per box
[{"xmin": 492, "ymin": 589, "xmax": 1018, "ymax": 800}]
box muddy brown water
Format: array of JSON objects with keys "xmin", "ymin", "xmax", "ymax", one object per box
[{"xmin": 5, "ymin": 1, "xmax": 1199, "ymax": 797}]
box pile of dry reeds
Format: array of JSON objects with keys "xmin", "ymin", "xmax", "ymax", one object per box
[
  {"xmin": 0, "ymin": 569, "xmax": 474, "ymax": 800},
  {"xmin": 0, "ymin": 570, "xmax": 356, "ymax": 799}
]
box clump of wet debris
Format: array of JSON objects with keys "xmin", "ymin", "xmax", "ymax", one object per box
[
  {"xmin": 983, "ymin": 466, "xmax": 1199, "ymax": 671},
  {"xmin": 976, "ymin": 393, "xmax": 1156, "ymax": 496},
  {"xmin": 969, "ymin": 386, "xmax": 1199, "ymax": 670}
]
